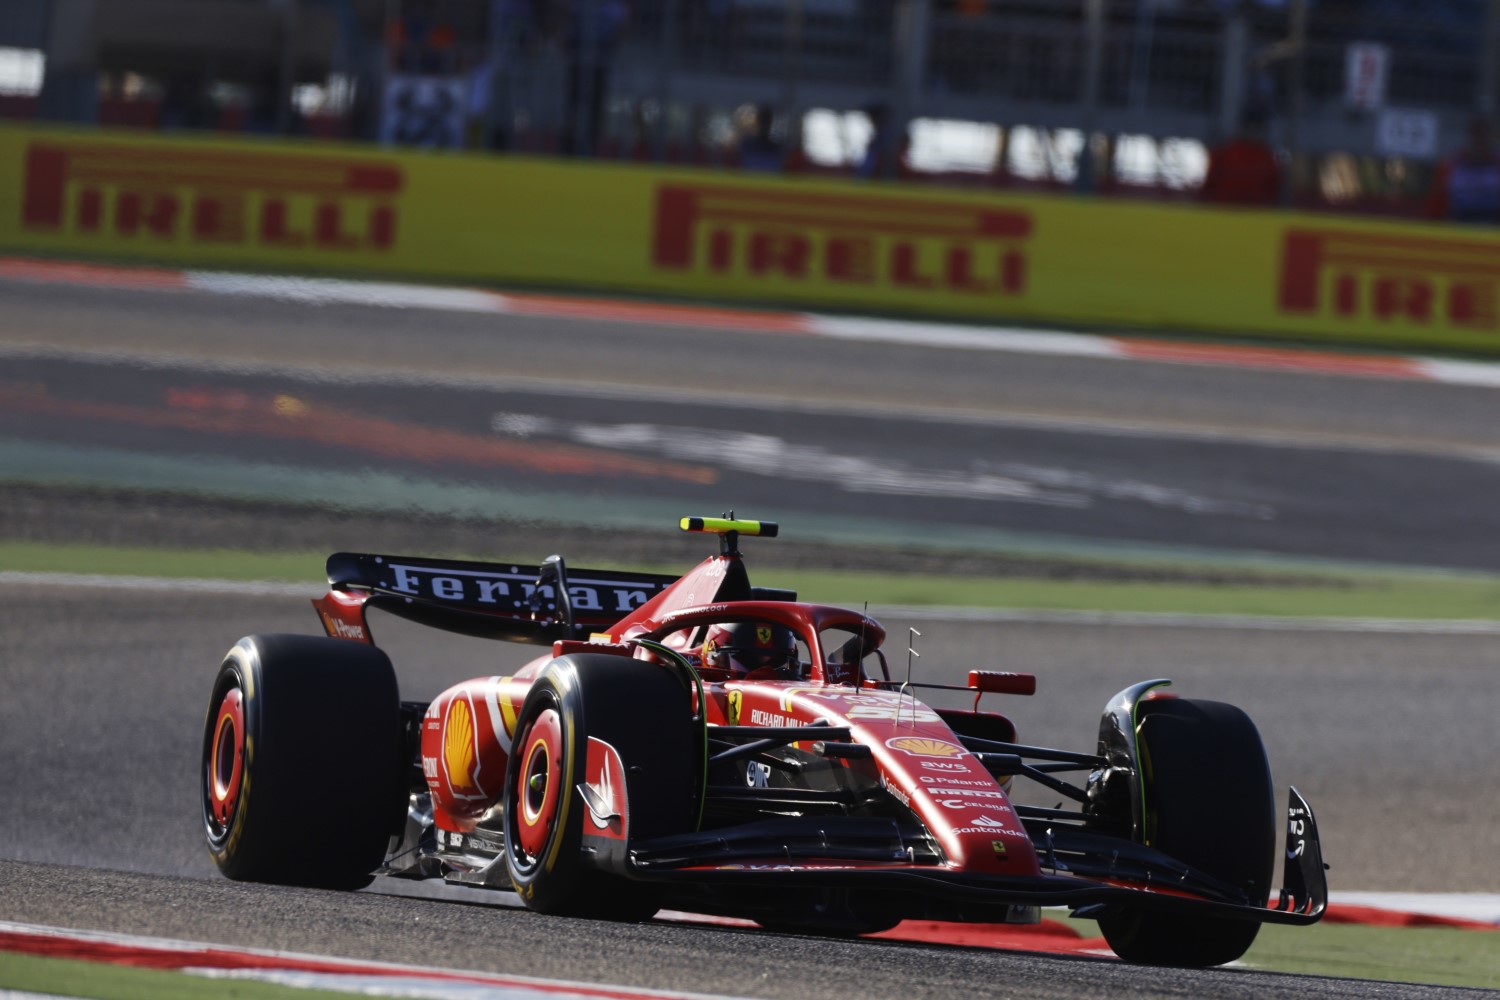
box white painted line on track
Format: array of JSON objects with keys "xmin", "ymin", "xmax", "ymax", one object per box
[
  {"xmin": 5, "ymin": 571, "xmax": 1499, "ymax": 634},
  {"xmin": 185, "ymin": 272, "xmax": 507, "ymax": 313},
  {"xmin": 1414, "ymin": 358, "xmax": 1500, "ymax": 390},
  {"xmin": 807, "ymin": 315, "xmax": 1122, "ymax": 358}
]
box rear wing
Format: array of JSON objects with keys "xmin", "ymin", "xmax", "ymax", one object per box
[{"xmin": 317, "ymin": 552, "xmax": 678, "ymax": 645}]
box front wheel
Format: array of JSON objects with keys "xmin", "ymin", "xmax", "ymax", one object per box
[
  {"xmin": 202, "ymin": 634, "xmax": 402, "ymax": 890},
  {"xmin": 504, "ymin": 653, "xmax": 700, "ymax": 919},
  {"xmin": 1097, "ymin": 697, "xmax": 1276, "ymax": 967}
]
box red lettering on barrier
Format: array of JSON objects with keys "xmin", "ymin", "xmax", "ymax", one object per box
[
  {"xmin": 1279, "ymin": 229, "xmax": 1500, "ymax": 329},
  {"xmin": 827, "ymin": 236, "xmax": 875, "ymax": 283},
  {"xmin": 192, "ymin": 194, "xmax": 245, "ymax": 243},
  {"xmin": 653, "ymin": 184, "xmax": 1033, "ymax": 296},
  {"xmin": 749, "ymin": 231, "xmax": 811, "ymax": 277},
  {"xmin": 21, "ymin": 143, "xmax": 403, "ymax": 253}
]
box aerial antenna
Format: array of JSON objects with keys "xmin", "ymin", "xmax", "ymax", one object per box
[
  {"xmin": 899, "ymin": 627, "xmax": 921, "ymax": 727},
  {"xmin": 721, "ymin": 509, "xmax": 738, "ymax": 556},
  {"xmin": 854, "ymin": 602, "xmax": 869, "ymax": 696}
]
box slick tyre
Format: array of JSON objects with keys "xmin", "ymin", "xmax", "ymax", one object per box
[
  {"xmin": 504, "ymin": 654, "xmax": 699, "ymax": 920},
  {"xmin": 202, "ymin": 634, "xmax": 402, "ymax": 890},
  {"xmin": 1098, "ymin": 698, "xmax": 1276, "ymax": 967}
]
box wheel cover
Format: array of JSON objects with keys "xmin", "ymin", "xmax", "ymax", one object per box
[
  {"xmin": 207, "ymin": 687, "xmax": 245, "ymax": 835},
  {"xmin": 514, "ymin": 708, "xmax": 564, "ymax": 863}
]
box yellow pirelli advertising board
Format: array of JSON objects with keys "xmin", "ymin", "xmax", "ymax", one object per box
[{"xmin": 4, "ymin": 122, "xmax": 1500, "ymax": 354}]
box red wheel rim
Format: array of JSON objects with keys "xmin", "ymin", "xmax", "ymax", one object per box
[
  {"xmin": 208, "ymin": 687, "xmax": 245, "ymax": 831},
  {"xmin": 514, "ymin": 708, "xmax": 563, "ymax": 860}
]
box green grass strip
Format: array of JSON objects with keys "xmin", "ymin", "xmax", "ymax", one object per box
[
  {"xmin": 1053, "ymin": 914, "xmax": 1500, "ymax": 989},
  {"xmin": 0, "ymin": 950, "xmax": 349, "ymax": 1000},
  {"xmin": 0, "ymin": 542, "xmax": 325, "ymax": 585},
  {"xmin": 5, "ymin": 540, "xmax": 1500, "ymax": 620},
  {"xmin": 785, "ymin": 567, "xmax": 1500, "ymax": 619},
  {"xmin": 1246, "ymin": 921, "xmax": 1500, "ymax": 990}
]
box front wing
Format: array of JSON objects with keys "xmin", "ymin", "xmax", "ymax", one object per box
[{"xmin": 615, "ymin": 787, "xmax": 1327, "ymax": 926}]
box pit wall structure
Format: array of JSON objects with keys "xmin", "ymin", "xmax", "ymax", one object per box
[{"xmin": 4, "ymin": 122, "xmax": 1500, "ymax": 355}]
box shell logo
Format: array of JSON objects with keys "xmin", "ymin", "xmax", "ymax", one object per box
[
  {"xmin": 444, "ymin": 697, "xmax": 477, "ymax": 789},
  {"xmin": 886, "ymin": 736, "xmax": 967, "ymax": 758}
]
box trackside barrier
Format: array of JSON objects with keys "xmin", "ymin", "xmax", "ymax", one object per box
[{"xmin": 4, "ymin": 123, "xmax": 1500, "ymax": 355}]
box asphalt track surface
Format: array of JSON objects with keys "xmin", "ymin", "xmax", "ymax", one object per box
[
  {"xmin": 2, "ymin": 587, "xmax": 1497, "ymax": 999},
  {"xmin": 3, "ymin": 277, "xmax": 1500, "ymax": 997},
  {"xmin": 6, "ymin": 280, "xmax": 1500, "ymax": 569}
]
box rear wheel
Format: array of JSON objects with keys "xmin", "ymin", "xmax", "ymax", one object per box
[
  {"xmin": 504, "ymin": 653, "xmax": 699, "ymax": 919},
  {"xmin": 202, "ymin": 634, "xmax": 402, "ymax": 890},
  {"xmin": 1097, "ymin": 698, "xmax": 1276, "ymax": 967}
]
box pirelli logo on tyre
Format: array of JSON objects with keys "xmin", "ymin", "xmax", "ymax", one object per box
[
  {"xmin": 1280, "ymin": 228, "xmax": 1500, "ymax": 330},
  {"xmin": 652, "ymin": 183, "xmax": 1032, "ymax": 297},
  {"xmin": 20, "ymin": 142, "xmax": 404, "ymax": 253}
]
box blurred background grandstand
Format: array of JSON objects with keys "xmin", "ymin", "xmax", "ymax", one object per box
[{"xmin": 2, "ymin": 0, "xmax": 1497, "ymax": 216}]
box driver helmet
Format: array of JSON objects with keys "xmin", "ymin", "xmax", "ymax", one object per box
[{"xmin": 702, "ymin": 621, "xmax": 799, "ymax": 679}]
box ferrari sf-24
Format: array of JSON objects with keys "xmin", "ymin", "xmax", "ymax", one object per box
[{"xmin": 201, "ymin": 516, "xmax": 1326, "ymax": 966}]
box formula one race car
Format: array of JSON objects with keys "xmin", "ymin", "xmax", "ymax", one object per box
[{"xmin": 201, "ymin": 516, "xmax": 1326, "ymax": 967}]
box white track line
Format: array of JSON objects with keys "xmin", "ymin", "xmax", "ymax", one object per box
[{"xmin": 185, "ymin": 272, "xmax": 507, "ymax": 313}]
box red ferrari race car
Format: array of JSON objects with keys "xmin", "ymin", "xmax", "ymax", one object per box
[{"xmin": 201, "ymin": 516, "xmax": 1326, "ymax": 967}]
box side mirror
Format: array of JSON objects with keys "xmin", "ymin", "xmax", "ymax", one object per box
[{"xmin": 967, "ymin": 671, "xmax": 1037, "ymax": 696}]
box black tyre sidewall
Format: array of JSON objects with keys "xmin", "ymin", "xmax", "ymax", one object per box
[
  {"xmin": 201, "ymin": 634, "xmax": 401, "ymax": 890},
  {"xmin": 1099, "ymin": 697, "xmax": 1276, "ymax": 966},
  {"xmin": 505, "ymin": 674, "xmax": 584, "ymax": 911},
  {"xmin": 504, "ymin": 654, "xmax": 698, "ymax": 917}
]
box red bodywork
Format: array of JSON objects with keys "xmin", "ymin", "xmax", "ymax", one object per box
[
  {"xmin": 314, "ymin": 549, "xmax": 1036, "ymax": 875},
  {"xmin": 303, "ymin": 533, "xmax": 1326, "ymax": 936}
]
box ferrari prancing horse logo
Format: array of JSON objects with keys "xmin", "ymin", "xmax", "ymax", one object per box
[{"xmin": 726, "ymin": 690, "xmax": 743, "ymax": 725}]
